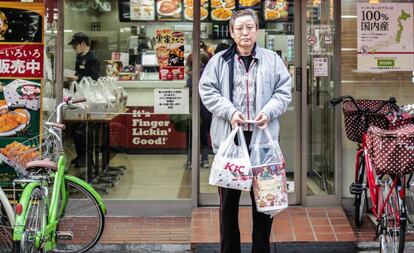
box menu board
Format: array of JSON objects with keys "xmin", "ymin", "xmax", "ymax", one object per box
[
  {"xmin": 0, "ymin": 2, "xmax": 44, "ymax": 187},
  {"xmin": 156, "ymin": 0, "xmax": 183, "ymax": 21},
  {"xmin": 130, "ymin": 0, "xmax": 155, "ymax": 21},
  {"xmin": 264, "ymin": 0, "xmax": 290, "ymax": 21},
  {"xmin": 211, "ymin": 0, "xmax": 235, "ymax": 22},
  {"xmin": 184, "ymin": 0, "xmax": 209, "ymax": 21},
  {"xmin": 155, "ymin": 29, "xmax": 185, "ymax": 80}
]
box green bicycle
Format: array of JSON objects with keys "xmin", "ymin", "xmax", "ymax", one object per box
[{"xmin": 11, "ymin": 97, "xmax": 106, "ymax": 253}]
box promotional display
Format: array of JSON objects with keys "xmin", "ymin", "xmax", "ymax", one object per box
[
  {"xmin": 0, "ymin": 2, "xmax": 44, "ymax": 187},
  {"xmin": 357, "ymin": 3, "xmax": 414, "ymax": 71},
  {"xmin": 155, "ymin": 29, "xmax": 184, "ymax": 80}
]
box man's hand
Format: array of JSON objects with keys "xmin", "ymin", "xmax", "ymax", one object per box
[
  {"xmin": 231, "ymin": 111, "xmax": 246, "ymax": 128},
  {"xmin": 254, "ymin": 112, "xmax": 269, "ymax": 129},
  {"xmin": 67, "ymin": 75, "xmax": 78, "ymax": 82}
]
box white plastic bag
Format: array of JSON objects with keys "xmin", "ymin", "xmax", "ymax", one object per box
[
  {"xmin": 63, "ymin": 81, "xmax": 88, "ymax": 120},
  {"xmin": 209, "ymin": 126, "xmax": 252, "ymax": 191},
  {"xmin": 250, "ymin": 128, "xmax": 287, "ymax": 217}
]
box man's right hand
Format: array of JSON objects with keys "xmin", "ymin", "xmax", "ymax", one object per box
[{"xmin": 231, "ymin": 111, "xmax": 246, "ymax": 128}]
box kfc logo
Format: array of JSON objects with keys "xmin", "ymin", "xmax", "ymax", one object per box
[{"xmin": 224, "ymin": 162, "xmax": 246, "ymax": 176}]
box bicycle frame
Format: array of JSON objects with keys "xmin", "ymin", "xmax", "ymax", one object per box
[
  {"xmin": 356, "ymin": 133, "xmax": 404, "ymax": 224},
  {"xmin": 13, "ymin": 98, "xmax": 107, "ymax": 251}
]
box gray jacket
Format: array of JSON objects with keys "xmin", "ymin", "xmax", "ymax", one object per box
[{"xmin": 199, "ymin": 44, "xmax": 291, "ymax": 153}]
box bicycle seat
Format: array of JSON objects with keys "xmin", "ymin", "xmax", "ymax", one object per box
[{"xmin": 25, "ymin": 159, "xmax": 57, "ymax": 171}]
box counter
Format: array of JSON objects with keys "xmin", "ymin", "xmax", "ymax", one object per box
[{"xmin": 115, "ymin": 80, "xmax": 187, "ymax": 107}]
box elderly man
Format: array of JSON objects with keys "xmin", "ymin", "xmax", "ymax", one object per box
[{"xmin": 199, "ymin": 9, "xmax": 291, "ymax": 253}]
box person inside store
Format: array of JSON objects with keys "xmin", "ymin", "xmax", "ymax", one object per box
[
  {"xmin": 198, "ymin": 9, "xmax": 291, "ymax": 253},
  {"xmin": 67, "ymin": 32, "xmax": 100, "ymax": 169}
]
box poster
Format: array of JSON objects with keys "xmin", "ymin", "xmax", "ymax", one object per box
[
  {"xmin": 357, "ymin": 3, "xmax": 414, "ymax": 71},
  {"xmin": 156, "ymin": 0, "xmax": 183, "ymax": 21},
  {"xmin": 155, "ymin": 29, "xmax": 184, "ymax": 80},
  {"xmin": 313, "ymin": 57, "xmax": 328, "ymax": 77},
  {"xmin": 109, "ymin": 107, "xmax": 187, "ymax": 150},
  {"xmin": 0, "ymin": 2, "xmax": 44, "ymax": 187},
  {"xmin": 130, "ymin": 0, "xmax": 155, "ymax": 21},
  {"xmin": 211, "ymin": 0, "xmax": 234, "ymax": 22},
  {"xmin": 184, "ymin": 0, "xmax": 209, "ymax": 21},
  {"xmin": 263, "ymin": 0, "xmax": 290, "ymax": 21}
]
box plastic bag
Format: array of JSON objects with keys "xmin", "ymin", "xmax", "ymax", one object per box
[
  {"xmin": 250, "ymin": 128, "xmax": 287, "ymax": 217},
  {"xmin": 209, "ymin": 126, "xmax": 252, "ymax": 191}
]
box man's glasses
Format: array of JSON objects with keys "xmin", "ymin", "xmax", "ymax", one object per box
[{"xmin": 232, "ymin": 25, "xmax": 256, "ymax": 34}]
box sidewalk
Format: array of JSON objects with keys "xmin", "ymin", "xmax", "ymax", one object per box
[{"xmin": 90, "ymin": 207, "xmax": 360, "ymax": 253}]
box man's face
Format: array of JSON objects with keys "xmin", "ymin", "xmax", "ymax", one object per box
[
  {"xmin": 72, "ymin": 42, "xmax": 86, "ymax": 55},
  {"xmin": 230, "ymin": 15, "xmax": 258, "ymax": 49}
]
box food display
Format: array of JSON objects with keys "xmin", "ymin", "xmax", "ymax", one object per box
[
  {"xmin": 0, "ymin": 141, "xmax": 38, "ymax": 169},
  {"xmin": 0, "ymin": 11, "xmax": 8, "ymax": 41},
  {"xmin": 156, "ymin": 0, "xmax": 182, "ymax": 20},
  {"xmin": 210, "ymin": 0, "xmax": 234, "ymax": 21},
  {"xmin": 239, "ymin": 0, "xmax": 260, "ymax": 8},
  {"xmin": 130, "ymin": 0, "xmax": 155, "ymax": 21},
  {"xmin": 155, "ymin": 29, "xmax": 184, "ymax": 80},
  {"xmin": 264, "ymin": 0, "xmax": 290, "ymax": 21},
  {"xmin": 184, "ymin": 0, "xmax": 209, "ymax": 21}
]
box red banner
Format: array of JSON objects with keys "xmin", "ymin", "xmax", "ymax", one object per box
[
  {"xmin": 110, "ymin": 107, "xmax": 187, "ymax": 150},
  {"xmin": 0, "ymin": 44, "xmax": 44, "ymax": 78}
]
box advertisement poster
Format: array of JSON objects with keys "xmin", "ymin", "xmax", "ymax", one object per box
[
  {"xmin": 130, "ymin": 0, "xmax": 155, "ymax": 21},
  {"xmin": 155, "ymin": 29, "xmax": 184, "ymax": 80},
  {"xmin": 156, "ymin": 0, "xmax": 183, "ymax": 21},
  {"xmin": 357, "ymin": 3, "xmax": 414, "ymax": 71},
  {"xmin": 0, "ymin": 2, "xmax": 44, "ymax": 187},
  {"xmin": 109, "ymin": 107, "xmax": 187, "ymax": 150},
  {"xmin": 184, "ymin": 0, "xmax": 209, "ymax": 21},
  {"xmin": 211, "ymin": 0, "xmax": 235, "ymax": 22},
  {"xmin": 263, "ymin": 0, "xmax": 290, "ymax": 21}
]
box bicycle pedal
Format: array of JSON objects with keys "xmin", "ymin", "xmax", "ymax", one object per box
[
  {"xmin": 56, "ymin": 231, "xmax": 73, "ymax": 240},
  {"xmin": 349, "ymin": 183, "xmax": 364, "ymax": 194}
]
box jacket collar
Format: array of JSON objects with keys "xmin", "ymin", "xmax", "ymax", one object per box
[{"xmin": 222, "ymin": 43, "xmax": 260, "ymax": 62}]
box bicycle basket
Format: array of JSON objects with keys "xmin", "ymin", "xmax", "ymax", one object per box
[
  {"xmin": 366, "ymin": 124, "xmax": 414, "ymax": 175},
  {"xmin": 0, "ymin": 126, "xmax": 60, "ymax": 177},
  {"xmin": 342, "ymin": 99, "xmax": 392, "ymax": 143},
  {"xmin": 387, "ymin": 104, "xmax": 414, "ymax": 130}
]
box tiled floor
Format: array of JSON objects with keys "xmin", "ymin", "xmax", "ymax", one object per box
[{"xmin": 191, "ymin": 207, "xmax": 356, "ymax": 243}]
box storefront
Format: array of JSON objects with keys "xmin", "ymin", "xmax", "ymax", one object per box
[{"xmin": 0, "ymin": 0, "xmax": 412, "ymax": 216}]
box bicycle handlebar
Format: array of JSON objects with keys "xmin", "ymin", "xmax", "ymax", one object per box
[{"xmin": 329, "ymin": 95, "xmax": 399, "ymax": 114}]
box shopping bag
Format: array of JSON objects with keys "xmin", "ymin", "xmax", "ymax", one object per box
[
  {"xmin": 209, "ymin": 126, "xmax": 252, "ymax": 191},
  {"xmin": 250, "ymin": 128, "xmax": 288, "ymax": 217}
]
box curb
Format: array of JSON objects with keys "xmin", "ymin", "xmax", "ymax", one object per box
[{"xmin": 88, "ymin": 243, "xmax": 192, "ymax": 253}]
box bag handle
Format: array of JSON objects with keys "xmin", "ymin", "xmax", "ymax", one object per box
[{"xmin": 219, "ymin": 126, "xmax": 250, "ymax": 160}]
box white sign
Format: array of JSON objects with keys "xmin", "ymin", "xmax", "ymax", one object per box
[
  {"xmin": 287, "ymin": 181, "xmax": 294, "ymax": 193},
  {"xmin": 154, "ymin": 88, "xmax": 189, "ymax": 114},
  {"xmin": 313, "ymin": 57, "xmax": 329, "ymax": 77},
  {"xmin": 357, "ymin": 3, "xmax": 414, "ymax": 71}
]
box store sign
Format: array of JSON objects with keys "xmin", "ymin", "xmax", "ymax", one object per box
[
  {"xmin": 67, "ymin": 0, "xmax": 111, "ymax": 12},
  {"xmin": 313, "ymin": 57, "xmax": 328, "ymax": 77},
  {"xmin": 0, "ymin": 45, "xmax": 43, "ymax": 78},
  {"xmin": 154, "ymin": 88, "xmax": 189, "ymax": 115},
  {"xmin": 109, "ymin": 107, "xmax": 187, "ymax": 150},
  {"xmin": 357, "ymin": 3, "xmax": 414, "ymax": 71}
]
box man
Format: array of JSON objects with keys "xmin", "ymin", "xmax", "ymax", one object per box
[
  {"xmin": 199, "ymin": 9, "xmax": 291, "ymax": 253},
  {"xmin": 68, "ymin": 32, "xmax": 100, "ymax": 168}
]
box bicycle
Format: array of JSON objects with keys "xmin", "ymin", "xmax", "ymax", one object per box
[
  {"xmin": 330, "ymin": 95, "xmax": 414, "ymax": 253},
  {"xmin": 0, "ymin": 103, "xmax": 29, "ymax": 252},
  {"xmin": 9, "ymin": 97, "xmax": 107, "ymax": 253}
]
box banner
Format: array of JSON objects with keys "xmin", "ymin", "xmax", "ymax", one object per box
[
  {"xmin": 357, "ymin": 3, "xmax": 414, "ymax": 71},
  {"xmin": 0, "ymin": 2, "xmax": 44, "ymax": 187}
]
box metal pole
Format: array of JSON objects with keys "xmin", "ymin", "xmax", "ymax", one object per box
[
  {"xmin": 191, "ymin": 0, "xmax": 201, "ymax": 208},
  {"xmin": 55, "ymin": 0, "xmax": 64, "ymax": 103}
]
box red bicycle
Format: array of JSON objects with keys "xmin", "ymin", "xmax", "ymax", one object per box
[{"xmin": 331, "ymin": 95, "xmax": 414, "ymax": 253}]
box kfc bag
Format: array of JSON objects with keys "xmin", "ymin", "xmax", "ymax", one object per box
[
  {"xmin": 209, "ymin": 126, "xmax": 252, "ymax": 191},
  {"xmin": 250, "ymin": 128, "xmax": 287, "ymax": 217}
]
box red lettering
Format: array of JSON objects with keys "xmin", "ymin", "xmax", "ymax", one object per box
[{"xmin": 224, "ymin": 162, "xmax": 245, "ymax": 176}]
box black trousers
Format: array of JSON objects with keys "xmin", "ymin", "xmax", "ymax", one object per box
[{"xmin": 218, "ymin": 131, "xmax": 274, "ymax": 253}]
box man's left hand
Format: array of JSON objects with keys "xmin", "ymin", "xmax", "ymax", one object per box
[{"xmin": 254, "ymin": 112, "xmax": 268, "ymax": 129}]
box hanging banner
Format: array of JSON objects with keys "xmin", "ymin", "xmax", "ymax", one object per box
[
  {"xmin": 0, "ymin": 2, "xmax": 44, "ymax": 187},
  {"xmin": 357, "ymin": 3, "xmax": 414, "ymax": 71}
]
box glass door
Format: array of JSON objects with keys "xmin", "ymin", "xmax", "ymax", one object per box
[{"xmin": 198, "ymin": 0, "xmax": 302, "ymax": 206}]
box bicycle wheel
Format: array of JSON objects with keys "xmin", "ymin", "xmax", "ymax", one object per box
[
  {"xmin": 379, "ymin": 175, "xmax": 406, "ymax": 253},
  {"xmin": 0, "ymin": 199, "xmax": 13, "ymax": 253},
  {"xmin": 14, "ymin": 187, "xmax": 47, "ymax": 253},
  {"xmin": 52, "ymin": 180, "xmax": 105, "ymax": 253},
  {"xmin": 354, "ymin": 153, "xmax": 367, "ymax": 227},
  {"xmin": 405, "ymin": 174, "xmax": 414, "ymax": 224}
]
